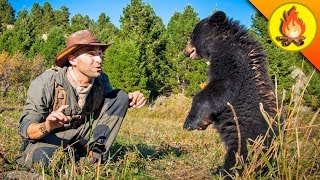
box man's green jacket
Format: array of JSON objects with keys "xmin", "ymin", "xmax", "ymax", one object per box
[{"xmin": 18, "ymin": 66, "xmax": 113, "ymax": 139}]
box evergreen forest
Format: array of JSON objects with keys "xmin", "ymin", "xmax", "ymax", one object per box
[{"xmin": 0, "ymin": 0, "xmax": 319, "ymax": 109}]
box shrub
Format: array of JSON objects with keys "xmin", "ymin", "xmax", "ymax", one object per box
[{"xmin": 0, "ymin": 52, "xmax": 46, "ymax": 97}]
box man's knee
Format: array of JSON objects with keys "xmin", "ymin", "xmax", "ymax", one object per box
[
  {"xmin": 116, "ymin": 90, "xmax": 129, "ymax": 108},
  {"xmin": 105, "ymin": 90, "xmax": 129, "ymax": 117},
  {"xmin": 16, "ymin": 146, "xmax": 58, "ymax": 168},
  {"xmin": 32, "ymin": 147, "xmax": 57, "ymax": 166}
]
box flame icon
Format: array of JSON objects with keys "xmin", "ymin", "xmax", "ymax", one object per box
[{"xmin": 276, "ymin": 6, "xmax": 306, "ymax": 46}]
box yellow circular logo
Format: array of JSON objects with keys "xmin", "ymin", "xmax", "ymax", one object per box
[{"xmin": 269, "ymin": 3, "xmax": 317, "ymax": 52}]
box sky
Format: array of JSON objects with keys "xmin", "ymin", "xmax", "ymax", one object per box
[{"xmin": 8, "ymin": 0, "xmax": 257, "ymax": 28}]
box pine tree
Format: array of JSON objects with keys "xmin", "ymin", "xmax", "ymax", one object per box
[
  {"xmin": 119, "ymin": 0, "xmax": 169, "ymax": 98},
  {"xmin": 28, "ymin": 34, "xmax": 45, "ymax": 58},
  {"xmin": 166, "ymin": 5, "xmax": 207, "ymax": 96},
  {"xmin": 69, "ymin": 14, "xmax": 95, "ymax": 33},
  {"xmin": 41, "ymin": 26, "xmax": 65, "ymax": 66},
  {"xmin": 2, "ymin": 9, "xmax": 33, "ymax": 54},
  {"xmin": 97, "ymin": 13, "xmax": 109, "ymax": 28},
  {"xmin": 94, "ymin": 13, "xmax": 119, "ymax": 43},
  {"xmin": 0, "ymin": 28, "xmax": 13, "ymax": 52},
  {"xmin": 0, "ymin": 0, "xmax": 15, "ymax": 24},
  {"xmin": 54, "ymin": 6, "xmax": 70, "ymax": 28},
  {"xmin": 103, "ymin": 37, "xmax": 150, "ymax": 97},
  {"xmin": 29, "ymin": 3, "xmax": 43, "ymax": 36},
  {"xmin": 28, "ymin": 27, "xmax": 65, "ymax": 67},
  {"xmin": 42, "ymin": 2, "xmax": 55, "ymax": 33},
  {"xmin": 0, "ymin": 0, "xmax": 15, "ymax": 33}
]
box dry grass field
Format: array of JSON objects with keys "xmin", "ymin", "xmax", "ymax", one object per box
[{"xmin": 0, "ymin": 92, "xmax": 319, "ymax": 179}]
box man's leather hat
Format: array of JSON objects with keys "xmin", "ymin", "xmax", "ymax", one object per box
[{"xmin": 54, "ymin": 29, "xmax": 112, "ymax": 67}]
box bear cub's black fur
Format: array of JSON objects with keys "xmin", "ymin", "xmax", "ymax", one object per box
[{"xmin": 183, "ymin": 11, "xmax": 280, "ymax": 175}]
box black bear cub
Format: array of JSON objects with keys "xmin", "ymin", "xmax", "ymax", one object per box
[{"xmin": 183, "ymin": 11, "xmax": 279, "ymax": 174}]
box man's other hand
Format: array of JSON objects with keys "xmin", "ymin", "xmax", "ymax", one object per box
[{"xmin": 128, "ymin": 91, "xmax": 146, "ymax": 108}]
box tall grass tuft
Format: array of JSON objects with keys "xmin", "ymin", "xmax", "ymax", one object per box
[{"xmin": 228, "ymin": 70, "xmax": 320, "ymax": 179}]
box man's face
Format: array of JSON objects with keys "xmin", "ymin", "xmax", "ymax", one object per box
[{"xmin": 73, "ymin": 46, "xmax": 104, "ymax": 78}]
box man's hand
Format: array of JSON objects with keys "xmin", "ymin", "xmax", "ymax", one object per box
[
  {"xmin": 27, "ymin": 105, "xmax": 71, "ymax": 139},
  {"xmin": 45, "ymin": 105, "xmax": 71, "ymax": 132},
  {"xmin": 128, "ymin": 91, "xmax": 146, "ymax": 108}
]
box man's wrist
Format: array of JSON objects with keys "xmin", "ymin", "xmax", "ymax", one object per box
[{"xmin": 39, "ymin": 123, "xmax": 50, "ymax": 135}]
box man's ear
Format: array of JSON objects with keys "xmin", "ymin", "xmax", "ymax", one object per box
[{"xmin": 68, "ymin": 55, "xmax": 77, "ymax": 66}]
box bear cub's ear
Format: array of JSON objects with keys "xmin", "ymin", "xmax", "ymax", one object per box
[{"xmin": 209, "ymin": 11, "xmax": 227, "ymax": 25}]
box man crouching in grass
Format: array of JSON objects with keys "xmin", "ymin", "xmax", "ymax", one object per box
[{"xmin": 16, "ymin": 29, "xmax": 146, "ymax": 168}]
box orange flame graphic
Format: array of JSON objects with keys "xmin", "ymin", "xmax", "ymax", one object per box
[{"xmin": 281, "ymin": 6, "xmax": 306, "ymax": 38}]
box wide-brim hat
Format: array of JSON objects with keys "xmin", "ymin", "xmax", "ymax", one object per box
[{"xmin": 54, "ymin": 29, "xmax": 113, "ymax": 67}]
